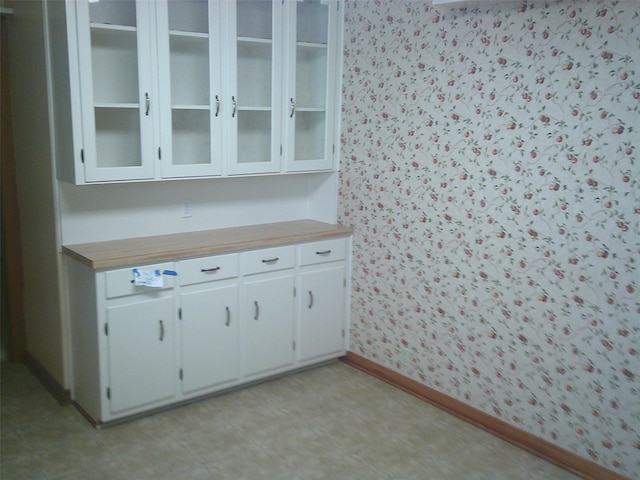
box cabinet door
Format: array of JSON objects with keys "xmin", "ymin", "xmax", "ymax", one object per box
[
  {"xmin": 74, "ymin": 0, "xmax": 157, "ymax": 182},
  {"xmin": 156, "ymin": 0, "xmax": 223, "ymax": 178},
  {"xmin": 224, "ymin": 0, "xmax": 283, "ymax": 175},
  {"xmin": 180, "ymin": 285, "xmax": 239, "ymax": 395},
  {"xmin": 298, "ymin": 264, "xmax": 345, "ymax": 363},
  {"xmin": 242, "ymin": 273, "xmax": 295, "ymax": 377},
  {"xmin": 283, "ymin": 0, "xmax": 339, "ymax": 172},
  {"xmin": 106, "ymin": 296, "xmax": 175, "ymax": 414}
]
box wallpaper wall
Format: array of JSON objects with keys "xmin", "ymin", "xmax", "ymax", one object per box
[{"xmin": 338, "ymin": 0, "xmax": 639, "ymax": 477}]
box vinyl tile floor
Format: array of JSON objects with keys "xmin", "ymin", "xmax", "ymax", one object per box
[{"xmin": 1, "ymin": 360, "xmax": 581, "ymax": 480}]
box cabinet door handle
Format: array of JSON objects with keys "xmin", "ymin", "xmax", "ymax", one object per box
[
  {"xmin": 200, "ymin": 267, "xmax": 221, "ymax": 273},
  {"xmin": 159, "ymin": 320, "xmax": 164, "ymax": 341},
  {"xmin": 261, "ymin": 257, "xmax": 279, "ymax": 264},
  {"xmin": 215, "ymin": 95, "xmax": 220, "ymax": 117},
  {"xmin": 316, "ymin": 250, "xmax": 332, "ymax": 256},
  {"xmin": 145, "ymin": 93, "xmax": 150, "ymax": 116},
  {"xmin": 225, "ymin": 306, "xmax": 231, "ymax": 326},
  {"xmin": 254, "ymin": 301, "xmax": 259, "ymax": 320},
  {"xmin": 231, "ymin": 96, "xmax": 237, "ymax": 118},
  {"xmin": 308, "ymin": 290, "xmax": 314, "ymax": 309},
  {"xmin": 289, "ymin": 97, "xmax": 295, "ymax": 118}
]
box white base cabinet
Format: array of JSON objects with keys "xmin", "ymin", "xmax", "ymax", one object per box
[
  {"xmin": 180, "ymin": 283, "xmax": 239, "ymax": 396},
  {"xmin": 107, "ymin": 296, "xmax": 176, "ymax": 414},
  {"xmin": 298, "ymin": 265, "xmax": 346, "ymax": 364},
  {"xmin": 67, "ymin": 235, "xmax": 350, "ymax": 425},
  {"xmin": 242, "ymin": 273, "xmax": 295, "ymax": 378}
]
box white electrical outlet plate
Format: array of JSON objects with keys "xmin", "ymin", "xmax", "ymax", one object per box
[{"xmin": 181, "ymin": 199, "xmax": 192, "ymax": 218}]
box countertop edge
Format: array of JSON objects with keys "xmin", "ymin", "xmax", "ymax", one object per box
[{"xmin": 63, "ymin": 221, "xmax": 353, "ymax": 270}]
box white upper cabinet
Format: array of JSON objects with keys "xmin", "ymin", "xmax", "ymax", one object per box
[
  {"xmin": 156, "ymin": 0, "xmax": 223, "ymax": 178},
  {"xmin": 224, "ymin": 0, "xmax": 284, "ymax": 175},
  {"xmin": 74, "ymin": 0, "xmax": 157, "ymax": 182},
  {"xmin": 57, "ymin": 0, "xmax": 341, "ymax": 184},
  {"xmin": 283, "ymin": 0, "xmax": 339, "ymax": 173}
]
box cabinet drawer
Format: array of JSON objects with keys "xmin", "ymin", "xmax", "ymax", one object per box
[
  {"xmin": 178, "ymin": 253, "xmax": 239, "ymax": 286},
  {"xmin": 242, "ymin": 246, "xmax": 296, "ymax": 275},
  {"xmin": 105, "ymin": 263, "xmax": 176, "ymax": 299},
  {"xmin": 299, "ymin": 238, "xmax": 347, "ymax": 266}
]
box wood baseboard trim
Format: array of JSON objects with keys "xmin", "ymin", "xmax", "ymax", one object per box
[
  {"xmin": 342, "ymin": 352, "xmax": 629, "ymax": 480},
  {"xmin": 25, "ymin": 352, "xmax": 71, "ymax": 406}
]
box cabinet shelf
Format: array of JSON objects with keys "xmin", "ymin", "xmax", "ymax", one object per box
[
  {"xmin": 94, "ymin": 103, "xmax": 139, "ymax": 109},
  {"xmin": 90, "ymin": 23, "xmax": 137, "ymax": 33},
  {"xmin": 238, "ymin": 36, "xmax": 273, "ymax": 45},
  {"xmin": 238, "ymin": 106, "xmax": 271, "ymax": 112},
  {"xmin": 169, "ymin": 30, "xmax": 209, "ymax": 39},
  {"xmin": 172, "ymin": 104, "xmax": 210, "ymax": 110},
  {"xmin": 296, "ymin": 107, "xmax": 325, "ymax": 112},
  {"xmin": 296, "ymin": 41, "xmax": 328, "ymax": 49}
]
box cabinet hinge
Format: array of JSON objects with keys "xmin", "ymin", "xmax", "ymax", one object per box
[
  {"xmin": 104, "ymin": 323, "xmax": 108, "ymax": 336},
  {"xmin": 80, "ymin": 149, "xmax": 85, "ymax": 163},
  {"xmin": 179, "ymin": 369, "xmax": 183, "ymax": 380},
  {"xmin": 158, "ymin": 147, "xmax": 162, "ymax": 160},
  {"xmin": 293, "ymin": 286, "xmax": 296, "ymax": 297},
  {"xmin": 344, "ymin": 278, "xmax": 347, "ymax": 288},
  {"xmin": 342, "ymin": 328, "xmax": 345, "ymax": 338},
  {"xmin": 280, "ymin": 144, "xmax": 283, "ymax": 156},
  {"xmin": 333, "ymin": 144, "xmax": 336, "ymax": 155},
  {"xmin": 293, "ymin": 340, "xmax": 296, "ymax": 351},
  {"xmin": 106, "ymin": 387, "xmax": 111, "ymax": 399},
  {"xmin": 178, "ymin": 308, "xmax": 182, "ymax": 320}
]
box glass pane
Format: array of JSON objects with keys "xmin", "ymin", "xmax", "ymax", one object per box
[
  {"xmin": 170, "ymin": 36, "xmax": 209, "ymax": 105},
  {"xmin": 295, "ymin": 112, "xmax": 325, "ymax": 161},
  {"xmin": 237, "ymin": 111, "xmax": 271, "ymax": 164},
  {"xmin": 296, "ymin": 0, "xmax": 328, "ymax": 45},
  {"xmin": 172, "ymin": 110, "xmax": 211, "ymax": 165},
  {"xmin": 168, "ymin": 0, "xmax": 208, "ymax": 34},
  {"xmin": 91, "ymin": 29, "xmax": 140, "ymax": 104},
  {"xmin": 296, "ymin": 45, "xmax": 327, "ymax": 108},
  {"xmin": 89, "ymin": 0, "xmax": 137, "ymax": 27},
  {"xmin": 94, "ymin": 108, "xmax": 141, "ymax": 168},
  {"xmin": 237, "ymin": 41, "xmax": 271, "ymax": 107},
  {"xmin": 237, "ymin": 0, "xmax": 272, "ymax": 39}
]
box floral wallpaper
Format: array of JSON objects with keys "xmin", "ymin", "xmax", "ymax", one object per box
[{"xmin": 338, "ymin": 0, "xmax": 639, "ymax": 477}]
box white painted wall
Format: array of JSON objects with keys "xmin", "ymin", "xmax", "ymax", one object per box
[
  {"xmin": 59, "ymin": 172, "xmax": 338, "ymax": 245},
  {"xmin": 6, "ymin": 0, "xmax": 65, "ymax": 385}
]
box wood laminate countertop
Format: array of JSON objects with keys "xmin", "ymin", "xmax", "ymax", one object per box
[{"xmin": 62, "ymin": 220, "xmax": 353, "ymax": 270}]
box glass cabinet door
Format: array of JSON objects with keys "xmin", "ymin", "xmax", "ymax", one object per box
[
  {"xmin": 75, "ymin": 0, "xmax": 156, "ymax": 182},
  {"xmin": 284, "ymin": 0, "xmax": 338, "ymax": 172},
  {"xmin": 226, "ymin": 0, "xmax": 282, "ymax": 175},
  {"xmin": 157, "ymin": 0, "xmax": 222, "ymax": 178}
]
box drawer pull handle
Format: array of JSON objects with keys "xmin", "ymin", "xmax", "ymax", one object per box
[
  {"xmin": 254, "ymin": 301, "xmax": 259, "ymax": 320},
  {"xmin": 159, "ymin": 320, "xmax": 165, "ymax": 341},
  {"xmin": 308, "ymin": 290, "xmax": 314, "ymax": 309},
  {"xmin": 316, "ymin": 250, "xmax": 332, "ymax": 255},
  {"xmin": 261, "ymin": 257, "xmax": 279, "ymax": 264},
  {"xmin": 201, "ymin": 267, "xmax": 221, "ymax": 273},
  {"xmin": 215, "ymin": 95, "xmax": 220, "ymax": 117},
  {"xmin": 225, "ymin": 306, "xmax": 231, "ymax": 326},
  {"xmin": 145, "ymin": 93, "xmax": 150, "ymax": 116},
  {"xmin": 231, "ymin": 96, "xmax": 237, "ymax": 118}
]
